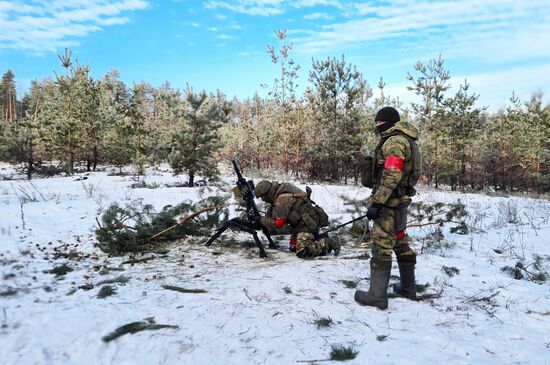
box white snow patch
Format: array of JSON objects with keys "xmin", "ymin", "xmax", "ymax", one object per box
[{"xmin": 0, "ymin": 166, "xmax": 549, "ymax": 364}]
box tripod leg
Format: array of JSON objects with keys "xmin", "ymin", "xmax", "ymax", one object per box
[
  {"xmin": 204, "ymin": 222, "xmax": 231, "ymax": 247},
  {"xmin": 205, "ymin": 219, "xmax": 269, "ymax": 258},
  {"xmin": 251, "ymin": 231, "xmax": 268, "ymax": 258},
  {"xmin": 262, "ymin": 227, "xmax": 277, "ymax": 249}
]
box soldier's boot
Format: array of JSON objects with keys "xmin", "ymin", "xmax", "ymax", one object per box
[
  {"xmin": 393, "ymin": 256, "xmax": 416, "ymax": 300},
  {"xmin": 354, "ymin": 259, "xmax": 391, "ymax": 310},
  {"xmin": 325, "ymin": 236, "xmax": 341, "ymax": 256}
]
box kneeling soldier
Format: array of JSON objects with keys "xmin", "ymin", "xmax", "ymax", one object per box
[{"xmin": 254, "ymin": 180, "xmax": 339, "ymax": 258}]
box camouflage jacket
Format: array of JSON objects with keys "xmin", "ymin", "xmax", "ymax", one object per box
[
  {"xmin": 369, "ymin": 122, "xmax": 420, "ymax": 207},
  {"xmin": 259, "ymin": 182, "xmax": 320, "ymax": 234}
]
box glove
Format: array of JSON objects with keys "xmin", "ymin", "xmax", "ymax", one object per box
[{"xmin": 366, "ymin": 203, "xmax": 383, "ymax": 221}]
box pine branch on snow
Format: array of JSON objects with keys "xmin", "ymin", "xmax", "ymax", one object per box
[
  {"xmin": 102, "ymin": 318, "xmax": 178, "ymax": 342},
  {"xmin": 95, "ymin": 196, "xmax": 229, "ymax": 255}
]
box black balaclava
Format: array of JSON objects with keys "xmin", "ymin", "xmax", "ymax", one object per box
[{"xmin": 375, "ymin": 106, "xmax": 400, "ymax": 134}]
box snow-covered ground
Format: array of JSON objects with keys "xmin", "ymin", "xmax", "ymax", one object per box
[{"xmin": 1, "ymin": 163, "xmax": 549, "ymax": 365}]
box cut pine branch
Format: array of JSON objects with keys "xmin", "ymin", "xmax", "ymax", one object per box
[{"xmin": 148, "ymin": 206, "xmax": 218, "ymax": 241}]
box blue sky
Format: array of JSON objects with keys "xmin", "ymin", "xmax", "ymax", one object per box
[{"xmin": 1, "ymin": 0, "xmax": 549, "ymax": 110}]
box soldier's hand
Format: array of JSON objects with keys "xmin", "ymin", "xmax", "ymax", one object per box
[{"xmin": 366, "ymin": 203, "xmax": 383, "ymax": 220}]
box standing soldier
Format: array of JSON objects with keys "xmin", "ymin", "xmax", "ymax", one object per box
[
  {"xmin": 253, "ymin": 180, "xmax": 340, "ymax": 258},
  {"xmin": 355, "ymin": 106, "xmax": 421, "ymax": 309}
]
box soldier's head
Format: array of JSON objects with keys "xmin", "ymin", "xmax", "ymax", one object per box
[
  {"xmin": 374, "ymin": 106, "xmax": 400, "ymax": 134},
  {"xmin": 254, "ymin": 180, "xmax": 273, "ymax": 202}
]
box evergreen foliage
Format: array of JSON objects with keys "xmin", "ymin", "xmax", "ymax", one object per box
[
  {"xmin": 306, "ymin": 55, "xmax": 372, "ymax": 182},
  {"xmin": 341, "ymin": 195, "xmax": 470, "ymax": 243},
  {"xmin": 169, "ymin": 87, "xmax": 230, "ymax": 186},
  {"xmin": 329, "ymin": 345, "xmax": 359, "ymax": 361},
  {"xmin": 97, "ymin": 285, "xmax": 116, "ymax": 299},
  {"xmin": 266, "ymin": 29, "xmax": 301, "ymax": 172},
  {"xmin": 406, "ymin": 55, "xmax": 451, "ymax": 187},
  {"xmin": 0, "ymin": 45, "xmax": 548, "ymax": 193},
  {"xmin": 102, "ymin": 318, "xmax": 179, "ymax": 342},
  {"xmin": 95, "ymin": 196, "xmax": 229, "ymax": 255},
  {"xmin": 0, "ymin": 70, "xmax": 17, "ymax": 125}
]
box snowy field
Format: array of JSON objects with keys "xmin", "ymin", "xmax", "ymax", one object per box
[{"xmin": 0, "ymin": 163, "xmax": 549, "ymax": 365}]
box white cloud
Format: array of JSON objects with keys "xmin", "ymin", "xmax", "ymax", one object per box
[
  {"xmin": 205, "ymin": 1, "xmax": 284, "ymax": 17},
  {"xmin": 292, "ymin": 0, "xmax": 342, "ymax": 8},
  {"xmin": 383, "ymin": 63, "xmax": 550, "ymax": 112},
  {"xmin": 304, "ymin": 12, "xmax": 332, "ymax": 20},
  {"xmin": 99, "ymin": 17, "xmax": 129, "ymax": 26},
  {"xmin": 216, "ymin": 34, "xmax": 235, "ymax": 40},
  {"xmin": 0, "ymin": 0, "xmax": 149, "ymax": 52},
  {"xmin": 204, "ymin": 0, "xmax": 342, "ymax": 16},
  {"xmin": 294, "ymin": 0, "xmax": 550, "ymax": 64}
]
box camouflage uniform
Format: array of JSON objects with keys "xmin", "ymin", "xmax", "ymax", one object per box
[
  {"xmin": 355, "ymin": 110, "xmax": 421, "ymax": 309},
  {"xmin": 254, "ymin": 181, "xmax": 337, "ymax": 258},
  {"xmin": 368, "ymin": 121, "xmax": 419, "ymax": 265}
]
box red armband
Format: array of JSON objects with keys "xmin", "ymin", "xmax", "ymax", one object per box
[
  {"xmin": 395, "ymin": 230, "xmax": 406, "ymax": 240},
  {"xmin": 384, "ymin": 156, "xmax": 404, "ymax": 170},
  {"xmin": 274, "ymin": 217, "xmax": 286, "ymax": 228}
]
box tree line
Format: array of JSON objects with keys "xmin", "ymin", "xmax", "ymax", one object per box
[{"xmin": 1, "ymin": 39, "xmax": 548, "ymax": 193}]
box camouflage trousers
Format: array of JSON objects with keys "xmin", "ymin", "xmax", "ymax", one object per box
[
  {"xmin": 295, "ymin": 232, "xmax": 328, "ymax": 258},
  {"xmin": 371, "ymin": 203, "xmax": 416, "ymax": 264}
]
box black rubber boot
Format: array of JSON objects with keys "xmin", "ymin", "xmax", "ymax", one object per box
[
  {"xmin": 354, "ymin": 260, "xmax": 391, "ymax": 310},
  {"xmin": 393, "ymin": 260, "xmax": 416, "ymax": 300}
]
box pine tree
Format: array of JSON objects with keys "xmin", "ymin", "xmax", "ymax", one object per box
[
  {"xmin": 1, "ymin": 80, "xmax": 52, "ymax": 179},
  {"xmin": 97, "ymin": 70, "xmax": 133, "ymax": 170},
  {"xmin": 481, "ymin": 94, "xmax": 525, "ymax": 191},
  {"xmin": 127, "ymin": 82, "xmax": 153, "ymax": 174},
  {"xmin": 440, "ymin": 80, "xmax": 485, "ymax": 191},
  {"xmin": 407, "ymin": 55, "xmax": 451, "ymax": 187},
  {"xmin": 306, "ymin": 55, "xmax": 370, "ymax": 182},
  {"xmin": 40, "ymin": 50, "xmax": 98, "ymax": 174},
  {"xmin": 522, "ymin": 93, "xmax": 549, "ymax": 192},
  {"xmin": 150, "ymin": 82, "xmax": 181, "ymax": 163},
  {"xmin": 169, "ymin": 87, "xmax": 230, "ymax": 186},
  {"xmin": 0, "ymin": 70, "xmax": 17, "ymax": 126},
  {"xmin": 266, "ymin": 29, "xmax": 300, "ymax": 172}
]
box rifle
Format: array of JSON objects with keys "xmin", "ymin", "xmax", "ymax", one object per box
[
  {"xmin": 317, "ymin": 213, "xmax": 370, "ymax": 239},
  {"xmin": 204, "ymin": 160, "xmax": 276, "ymax": 258}
]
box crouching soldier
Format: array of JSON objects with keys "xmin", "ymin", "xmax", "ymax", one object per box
[
  {"xmin": 253, "ymin": 180, "xmax": 340, "ymax": 258},
  {"xmin": 355, "ymin": 106, "xmax": 421, "ymax": 310}
]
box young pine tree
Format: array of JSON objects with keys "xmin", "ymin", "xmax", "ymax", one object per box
[
  {"xmin": 1, "ymin": 80, "xmax": 52, "ymax": 178},
  {"xmin": 306, "ymin": 55, "xmax": 370, "ymax": 182},
  {"xmin": 169, "ymin": 87, "xmax": 230, "ymax": 186},
  {"xmin": 266, "ymin": 29, "xmax": 300, "ymax": 172},
  {"xmin": 407, "ymin": 55, "xmax": 451, "ymax": 187}
]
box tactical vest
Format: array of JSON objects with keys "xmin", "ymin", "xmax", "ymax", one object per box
[
  {"xmin": 370, "ymin": 133, "xmax": 421, "ymax": 197},
  {"xmin": 278, "ymin": 187, "xmax": 329, "ymax": 228}
]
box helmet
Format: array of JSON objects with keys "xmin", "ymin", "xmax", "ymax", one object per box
[{"xmin": 254, "ymin": 180, "xmax": 272, "ymax": 198}]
